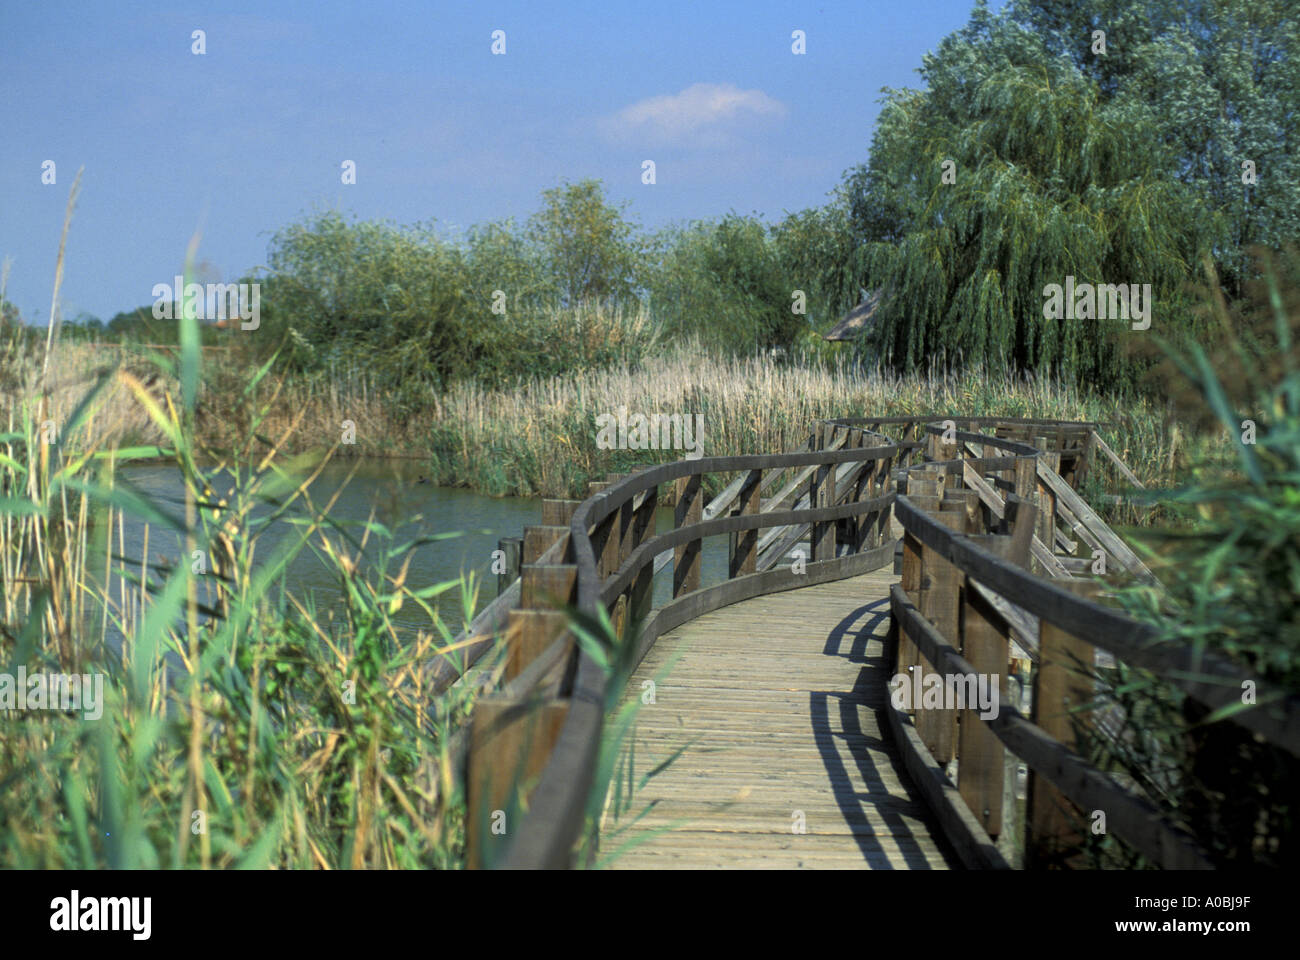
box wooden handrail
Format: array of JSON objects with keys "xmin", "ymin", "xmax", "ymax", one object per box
[
  {"xmin": 458, "ymin": 415, "xmax": 1298, "ymax": 870},
  {"xmin": 885, "ymin": 420, "xmax": 1300, "ymax": 867},
  {"xmin": 489, "ymin": 431, "xmax": 901, "ymax": 868}
]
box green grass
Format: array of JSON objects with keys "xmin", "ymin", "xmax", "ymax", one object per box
[{"xmin": 1, "ymin": 200, "xmax": 485, "ymax": 868}]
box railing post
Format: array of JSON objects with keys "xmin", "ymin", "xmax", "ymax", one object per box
[
  {"xmin": 506, "ymin": 524, "xmax": 573, "ymax": 681},
  {"xmin": 810, "ymin": 424, "xmax": 835, "ymax": 561},
  {"xmin": 629, "ymin": 484, "xmax": 658, "ymax": 628},
  {"xmin": 673, "ymin": 473, "xmax": 702, "ymax": 597},
  {"xmin": 878, "ymin": 453, "xmax": 896, "ymax": 547},
  {"xmin": 496, "ymin": 536, "xmax": 521, "ymax": 595},
  {"xmin": 810, "ymin": 462, "xmax": 835, "ymax": 561},
  {"xmin": 956, "ymin": 538, "xmax": 1016, "ymax": 840},
  {"xmin": 1033, "ymin": 436, "xmax": 1058, "ymax": 557},
  {"xmin": 915, "ymin": 506, "xmax": 966, "ymax": 767},
  {"xmin": 522, "ymin": 525, "xmax": 568, "ymax": 565},
  {"xmin": 895, "ymin": 527, "xmax": 925, "ymax": 681},
  {"xmin": 541, "ymin": 498, "xmax": 582, "ymax": 527},
  {"xmin": 466, "ymin": 697, "xmax": 570, "ymax": 869},
  {"xmin": 469, "ymin": 549, "xmax": 577, "ymax": 869},
  {"xmin": 729, "ymin": 468, "xmax": 762, "ymax": 577},
  {"xmin": 856, "ymin": 450, "xmax": 876, "ymax": 551},
  {"xmin": 1026, "ymin": 578, "xmax": 1102, "ymax": 869},
  {"xmin": 605, "ymin": 473, "xmax": 634, "ymax": 639}
]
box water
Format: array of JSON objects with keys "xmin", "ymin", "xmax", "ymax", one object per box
[
  {"xmin": 100, "ymin": 461, "xmax": 540, "ymax": 637},
  {"xmin": 94, "ymin": 461, "xmax": 744, "ymax": 644}
]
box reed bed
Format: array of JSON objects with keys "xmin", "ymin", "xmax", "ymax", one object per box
[
  {"xmin": 19, "ymin": 339, "xmax": 1180, "ymax": 503},
  {"xmin": 1, "ymin": 197, "xmax": 484, "ymax": 868}
]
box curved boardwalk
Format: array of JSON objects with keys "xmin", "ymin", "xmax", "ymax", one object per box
[{"xmin": 606, "ymin": 570, "xmax": 959, "ymax": 869}]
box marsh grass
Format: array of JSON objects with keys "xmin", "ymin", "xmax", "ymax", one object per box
[
  {"xmin": 1074, "ymin": 248, "xmax": 1300, "ymax": 868},
  {"xmin": 83, "ymin": 340, "xmax": 1186, "ymax": 507},
  {"xmin": 0, "ymin": 189, "xmax": 491, "ymax": 868}
]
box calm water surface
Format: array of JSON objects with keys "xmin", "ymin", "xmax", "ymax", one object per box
[{"xmin": 98, "ymin": 460, "xmax": 738, "ymax": 642}]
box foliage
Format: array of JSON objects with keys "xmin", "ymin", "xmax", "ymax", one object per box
[
  {"xmin": 841, "ymin": 0, "xmax": 1299, "ymax": 388},
  {"xmin": 647, "ymin": 214, "xmax": 815, "ymax": 353},
  {"xmin": 527, "ymin": 179, "xmax": 644, "ymax": 307},
  {"xmin": 843, "ymin": 2, "xmax": 1210, "ymax": 387},
  {"xmin": 1089, "ymin": 247, "xmax": 1300, "ymax": 867},
  {"xmin": 1014, "ymin": 0, "xmax": 1300, "ymax": 298},
  {"xmin": 1, "ymin": 234, "xmax": 480, "ymax": 867}
]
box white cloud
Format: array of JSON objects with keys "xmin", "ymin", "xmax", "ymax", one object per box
[{"xmin": 603, "ymin": 82, "xmax": 786, "ymax": 146}]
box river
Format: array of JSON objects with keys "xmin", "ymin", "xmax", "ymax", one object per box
[{"xmin": 97, "ymin": 460, "xmax": 732, "ymax": 644}]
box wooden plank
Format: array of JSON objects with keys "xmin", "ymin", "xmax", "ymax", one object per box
[
  {"xmin": 1036, "ymin": 461, "xmax": 1156, "ymax": 583},
  {"xmin": 467, "ymin": 697, "xmax": 570, "ymax": 869},
  {"xmin": 1090, "ymin": 430, "xmax": 1145, "ymax": 489},
  {"xmin": 958, "ymin": 581, "xmax": 1008, "ymax": 838},
  {"xmin": 606, "ymin": 574, "xmax": 955, "ymax": 870}
]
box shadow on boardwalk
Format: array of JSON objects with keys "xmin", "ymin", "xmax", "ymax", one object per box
[{"xmin": 607, "ymin": 573, "xmax": 960, "ymax": 869}]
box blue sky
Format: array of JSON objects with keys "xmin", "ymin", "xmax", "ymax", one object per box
[{"xmin": 0, "ymin": 0, "xmax": 1002, "ymax": 324}]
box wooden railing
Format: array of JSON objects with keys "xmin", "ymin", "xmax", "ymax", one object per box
[
  {"xmin": 887, "ymin": 420, "xmax": 1300, "ymax": 869},
  {"xmin": 448, "ymin": 414, "xmax": 1300, "ymax": 869},
  {"xmin": 465, "ymin": 422, "xmax": 901, "ymax": 868}
]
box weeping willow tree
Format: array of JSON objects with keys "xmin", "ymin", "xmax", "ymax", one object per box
[{"xmin": 847, "ymin": 3, "xmax": 1214, "ymax": 388}]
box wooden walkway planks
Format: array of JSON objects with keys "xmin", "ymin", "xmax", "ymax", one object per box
[{"xmin": 603, "ymin": 571, "xmax": 960, "ymax": 869}]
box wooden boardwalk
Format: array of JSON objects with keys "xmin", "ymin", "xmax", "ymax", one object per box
[{"xmin": 604, "ymin": 570, "xmax": 959, "ymax": 869}]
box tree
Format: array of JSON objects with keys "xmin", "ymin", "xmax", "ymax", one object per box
[
  {"xmin": 1013, "ymin": 0, "xmax": 1300, "ymax": 298},
  {"xmin": 842, "ymin": 2, "xmax": 1213, "ymax": 387},
  {"xmin": 527, "ymin": 179, "xmax": 641, "ymax": 307},
  {"xmin": 771, "ymin": 197, "xmax": 863, "ymax": 336}
]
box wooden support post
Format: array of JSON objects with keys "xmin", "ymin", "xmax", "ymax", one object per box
[
  {"xmin": 504, "ymin": 609, "xmax": 571, "ymax": 683},
  {"xmin": 895, "ymin": 530, "xmax": 924, "ymax": 682},
  {"xmin": 1034, "ymin": 437, "xmax": 1059, "ymax": 558},
  {"xmin": 1002, "ymin": 495, "xmax": 1037, "ymax": 566},
  {"xmin": 522, "ymin": 525, "xmax": 568, "ymax": 564},
  {"xmin": 729, "ymin": 469, "xmax": 762, "ymax": 577},
  {"xmin": 810, "ymin": 452, "xmax": 835, "ymax": 561},
  {"xmin": 520, "ymin": 563, "xmax": 577, "ymax": 610},
  {"xmin": 851, "ymin": 450, "xmax": 872, "ymax": 551},
  {"xmin": 629, "ymin": 485, "xmax": 657, "ymax": 627},
  {"xmin": 1026, "ymin": 579, "xmax": 1101, "ymax": 869},
  {"xmin": 496, "ymin": 536, "xmax": 521, "ymax": 595},
  {"xmin": 1013, "ymin": 453, "xmax": 1040, "ymax": 572},
  {"xmin": 1076, "ymin": 429, "xmax": 1097, "ymax": 489},
  {"xmin": 956, "ymin": 539, "xmax": 1015, "ymax": 839},
  {"xmin": 944, "ymin": 490, "xmax": 980, "ymax": 533},
  {"xmin": 915, "ymin": 508, "xmax": 966, "ymax": 766},
  {"xmin": 466, "ymin": 696, "xmax": 570, "ymax": 869},
  {"xmin": 873, "ymin": 455, "xmax": 894, "ymax": 548},
  {"xmin": 673, "ymin": 474, "xmax": 702, "ymax": 597},
  {"xmin": 1014, "ymin": 454, "xmax": 1036, "ymax": 503},
  {"xmin": 589, "ymin": 511, "xmax": 619, "ymax": 581},
  {"xmin": 939, "ymin": 423, "xmax": 957, "ymax": 463},
  {"xmin": 541, "ymin": 499, "xmax": 581, "ymax": 526}
]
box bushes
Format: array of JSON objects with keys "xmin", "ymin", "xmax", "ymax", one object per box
[
  {"xmin": 1091, "ymin": 248, "xmax": 1300, "ymax": 867},
  {"xmin": 647, "ymin": 213, "xmax": 829, "ymax": 354}
]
